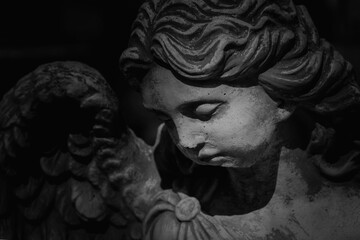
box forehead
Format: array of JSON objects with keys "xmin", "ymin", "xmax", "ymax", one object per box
[{"xmin": 140, "ymin": 64, "xmax": 230, "ymax": 110}]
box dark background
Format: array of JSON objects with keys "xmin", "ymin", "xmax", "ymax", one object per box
[{"xmin": 1, "ymin": 0, "xmax": 359, "ymax": 145}]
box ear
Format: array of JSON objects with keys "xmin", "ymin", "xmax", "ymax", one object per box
[{"xmin": 276, "ymin": 102, "xmax": 296, "ymax": 122}]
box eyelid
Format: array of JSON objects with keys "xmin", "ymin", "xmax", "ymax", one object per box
[
  {"xmin": 194, "ymin": 103, "xmax": 221, "ymax": 116},
  {"xmin": 180, "ymin": 101, "xmax": 223, "ymax": 121}
]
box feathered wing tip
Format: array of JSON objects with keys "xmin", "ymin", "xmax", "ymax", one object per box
[{"xmin": 0, "ymin": 61, "xmax": 152, "ymax": 240}]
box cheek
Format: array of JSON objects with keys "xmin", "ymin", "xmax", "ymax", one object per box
[{"xmin": 208, "ymin": 103, "xmax": 277, "ymax": 150}]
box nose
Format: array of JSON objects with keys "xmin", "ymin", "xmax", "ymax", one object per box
[
  {"xmin": 178, "ymin": 133, "xmax": 206, "ymax": 161},
  {"xmin": 167, "ymin": 117, "xmax": 206, "ymax": 155},
  {"xmin": 178, "ymin": 132, "xmax": 205, "ymax": 150}
]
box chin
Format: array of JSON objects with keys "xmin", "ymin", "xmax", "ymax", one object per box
[
  {"xmin": 219, "ymin": 162, "xmax": 239, "ymax": 168},
  {"xmin": 195, "ymin": 156, "xmax": 244, "ymax": 168}
]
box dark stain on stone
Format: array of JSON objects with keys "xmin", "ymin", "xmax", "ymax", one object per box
[
  {"xmin": 284, "ymin": 195, "xmax": 293, "ymax": 205},
  {"xmin": 292, "ymin": 150, "xmax": 324, "ymax": 197},
  {"xmin": 265, "ymin": 227, "xmax": 297, "ymax": 240}
]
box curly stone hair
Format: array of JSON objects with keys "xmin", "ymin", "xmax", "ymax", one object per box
[{"xmin": 120, "ymin": 0, "xmax": 360, "ymax": 180}]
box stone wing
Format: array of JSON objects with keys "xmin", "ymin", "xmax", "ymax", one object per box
[{"xmin": 0, "ymin": 61, "xmax": 147, "ymax": 240}]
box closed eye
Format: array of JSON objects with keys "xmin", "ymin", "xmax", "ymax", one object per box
[{"xmin": 180, "ymin": 102, "xmax": 223, "ymax": 121}]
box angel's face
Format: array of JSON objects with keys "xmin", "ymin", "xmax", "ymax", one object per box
[{"xmin": 141, "ymin": 64, "xmax": 288, "ymax": 168}]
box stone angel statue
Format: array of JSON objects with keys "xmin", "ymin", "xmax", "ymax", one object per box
[
  {"xmin": 2, "ymin": 0, "xmax": 360, "ymax": 239},
  {"xmin": 119, "ymin": 0, "xmax": 360, "ymax": 239}
]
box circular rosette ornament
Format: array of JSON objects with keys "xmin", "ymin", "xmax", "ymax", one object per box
[{"xmin": 143, "ymin": 190, "xmax": 235, "ymax": 240}]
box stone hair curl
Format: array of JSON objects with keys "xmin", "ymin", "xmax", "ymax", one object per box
[
  {"xmin": 120, "ymin": 0, "xmax": 360, "ymax": 180},
  {"xmin": 120, "ymin": 0, "xmax": 360, "ymax": 114}
]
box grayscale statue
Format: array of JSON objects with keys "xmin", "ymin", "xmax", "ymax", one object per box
[{"xmin": 1, "ymin": 0, "xmax": 360, "ymax": 239}]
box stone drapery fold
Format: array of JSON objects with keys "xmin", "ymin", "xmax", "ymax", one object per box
[{"xmin": 143, "ymin": 190, "xmax": 238, "ymax": 240}]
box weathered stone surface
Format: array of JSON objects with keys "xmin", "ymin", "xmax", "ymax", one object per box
[
  {"xmin": 119, "ymin": 0, "xmax": 360, "ymax": 239},
  {"xmin": 0, "ymin": 62, "xmax": 162, "ymax": 240}
]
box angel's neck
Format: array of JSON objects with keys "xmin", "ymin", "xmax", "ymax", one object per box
[
  {"xmin": 226, "ymin": 115, "xmax": 317, "ymax": 213},
  {"xmin": 226, "ymin": 151, "xmax": 279, "ymax": 213},
  {"xmin": 227, "ymin": 145, "xmax": 325, "ymax": 212}
]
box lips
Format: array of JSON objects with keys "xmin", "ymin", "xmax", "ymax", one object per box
[
  {"xmin": 178, "ymin": 145, "xmax": 231, "ymax": 166},
  {"xmin": 197, "ymin": 148, "xmax": 220, "ymax": 161},
  {"xmin": 201, "ymin": 156, "xmax": 237, "ymax": 168},
  {"xmin": 197, "ymin": 147, "xmax": 230, "ymax": 166},
  {"xmin": 197, "ymin": 146, "xmax": 240, "ymax": 167}
]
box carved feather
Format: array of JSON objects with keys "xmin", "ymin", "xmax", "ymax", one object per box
[
  {"xmin": 22, "ymin": 181, "xmax": 56, "ymax": 220},
  {"xmin": 0, "ymin": 61, "xmax": 151, "ymax": 239},
  {"xmin": 40, "ymin": 150, "xmax": 69, "ymax": 177}
]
